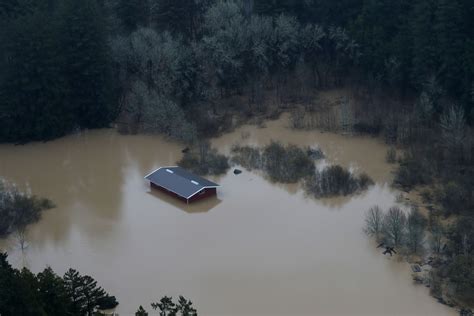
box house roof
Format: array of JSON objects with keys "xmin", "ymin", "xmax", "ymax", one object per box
[{"xmin": 144, "ymin": 166, "xmax": 219, "ymax": 199}]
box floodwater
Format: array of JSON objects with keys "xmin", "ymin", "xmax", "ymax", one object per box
[{"xmin": 0, "ymin": 115, "xmax": 455, "ymax": 316}]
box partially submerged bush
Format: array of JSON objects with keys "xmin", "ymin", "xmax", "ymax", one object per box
[
  {"xmin": 231, "ymin": 142, "xmax": 317, "ymax": 183},
  {"xmin": 231, "ymin": 143, "xmax": 373, "ymax": 197},
  {"xmin": 263, "ymin": 142, "xmax": 315, "ymax": 183},
  {"xmin": 178, "ymin": 141, "xmax": 229, "ymax": 176},
  {"xmin": 0, "ymin": 180, "xmax": 54, "ymax": 238},
  {"xmin": 230, "ymin": 145, "xmax": 262, "ymax": 170},
  {"xmin": 306, "ymin": 146, "xmax": 325, "ymax": 160},
  {"xmin": 305, "ymin": 165, "xmax": 374, "ymax": 197}
]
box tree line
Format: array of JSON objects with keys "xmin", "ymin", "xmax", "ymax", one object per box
[
  {"xmin": 364, "ymin": 203, "xmax": 474, "ymax": 306},
  {"xmin": 0, "ymin": 252, "xmax": 199, "ymax": 315},
  {"xmin": 0, "ymin": 252, "xmax": 119, "ymax": 316},
  {"xmin": 1, "ymin": 0, "xmax": 471, "ymax": 143}
]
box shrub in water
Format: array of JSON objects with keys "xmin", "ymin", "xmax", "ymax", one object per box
[
  {"xmin": 305, "ymin": 165, "xmax": 374, "ymax": 197},
  {"xmin": 178, "ymin": 141, "xmax": 230, "ymax": 176}
]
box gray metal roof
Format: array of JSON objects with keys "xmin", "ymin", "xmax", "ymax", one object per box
[{"xmin": 144, "ymin": 166, "xmax": 219, "ymax": 199}]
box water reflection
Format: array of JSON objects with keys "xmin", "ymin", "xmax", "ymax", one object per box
[{"xmin": 147, "ymin": 188, "xmax": 222, "ymax": 213}]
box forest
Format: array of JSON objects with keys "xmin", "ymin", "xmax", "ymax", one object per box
[
  {"xmin": 1, "ymin": 0, "xmax": 472, "ymax": 142},
  {"xmin": 0, "ymin": 0, "xmax": 473, "ymax": 313}
]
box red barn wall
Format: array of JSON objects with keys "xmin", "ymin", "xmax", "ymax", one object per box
[
  {"xmin": 150, "ymin": 183, "xmax": 217, "ymax": 203},
  {"xmin": 188, "ymin": 188, "xmax": 217, "ymax": 203},
  {"xmin": 151, "ymin": 183, "xmax": 188, "ymax": 203}
]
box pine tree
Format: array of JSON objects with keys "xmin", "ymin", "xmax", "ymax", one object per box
[
  {"xmin": 37, "ymin": 267, "xmax": 70, "ymax": 316},
  {"xmin": 63, "ymin": 268, "xmax": 108, "ymax": 316},
  {"xmin": 136, "ymin": 305, "xmax": 149, "ymax": 316},
  {"xmin": 411, "ymin": 0, "xmax": 438, "ymax": 87},
  {"xmin": 116, "ymin": 0, "xmax": 149, "ymax": 32},
  {"xmin": 57, "ymin": 0, "xmax": 115, "ymax": 129},
  {"xmin": 0, "ymin": 6, "xmax": 73, "ymax": 142},
  {"xmin": 435, "ymin": 0, "xmax": 464, "ymax": 95},
  {"xmin": 151, "ymin": 0, "xmax": 202, "ymax": 39}
]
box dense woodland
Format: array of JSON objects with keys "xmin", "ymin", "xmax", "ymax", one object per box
[
  {"xmin": 1, "ymin": 0, "xmax": 473, "ymax": 313},
  {"xmin": 1, "ymin": 0, "xmax": 472, "ymax": 142}
]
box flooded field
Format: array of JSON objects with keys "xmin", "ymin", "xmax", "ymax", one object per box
[{"xmin": 0, "ymin": 115, "xmax": 455, "ymax": 315}]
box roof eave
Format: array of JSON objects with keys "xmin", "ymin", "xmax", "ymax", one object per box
[{"xmin": 143, "ymin": 166, "xmax": 178, "ymax": 179}]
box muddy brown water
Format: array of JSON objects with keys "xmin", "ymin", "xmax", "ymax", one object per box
[{"xmin": 0, "ymin": 115, "xmax": 455, "ymax": 315}]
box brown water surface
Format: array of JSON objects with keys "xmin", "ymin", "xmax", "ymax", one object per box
[{"xmin": 0, "ymin": 116, "xmax": 455, "ymax": 315}]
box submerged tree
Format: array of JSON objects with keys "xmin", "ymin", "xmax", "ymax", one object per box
[
  {"xmin": 364, "ymin": 205, "xmax": 383, "ymax": 241},
  {"xmin": 0, "ymin": 180, "xmax": 54, "ymax": 238},
  {"xmin": 383, "ymin": 207, "xmax": 406, "ymax": 247}
]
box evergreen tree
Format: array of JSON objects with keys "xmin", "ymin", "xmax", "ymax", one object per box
[
  {"xmin": 57, "ymin": 0, "xmax": 115, "ymax": 129},
  {"xmin": 37, "ymin": 267, "xmax": 70, "ymax": 316},
  {"xmin": 411, "ymin": 0, "xmax": 438, "ymax": 87},
  {"xmin": 151, "ymin": 0, "xmax": 204, "ymax": 39},
  {"xmin": 116, "ymin": 0, "xmax": 149, "ymax": 32},
  {"xmin": 435, "ymin": 0, "xmax": 465, "ymax": 95},
  {"xmin": 0, "ymin": 6, "xmax": 73, "ymax": 142},
  {"xmin": 136, "ymin": 305, "xmax": 149, "ymax": 316},
  {"xmin": 63, "ymin": 268, "xmax": 108, "ymax": 316},
  {"xmin": 0, "ymin": 253, "xmax": 45, "ymax": 316}
]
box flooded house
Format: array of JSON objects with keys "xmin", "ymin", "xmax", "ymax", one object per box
[{"xmin": 145, "ymin": 166, "xmax": 220, "ymax": 204}]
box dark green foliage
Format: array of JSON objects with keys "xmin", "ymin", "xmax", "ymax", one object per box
[
  {"xmin": 0, "ymin": 181, "xmax": 54, "ymax": 238},
  {"xmin": 305, "ymin": 165, "xmax": 373, "ymax": 197},
  {"xmin": 447, "ymin": 255, "xmax": 474, "ymax": 304},
  {"xmin": 0, "ymin": 256, "xmax": 46, "ymax": 316},
  {"xmin": 63, "ymin": 269, "xmax": 108, "ymax": 316},
  {"xmin": 58, "ymin": 0, "xmax": 115, "ymax": 129},
  {"xmin": 0, "ymin": 253, "xmax": 118, "ymax": 316},
  {"xmin": 136, "ymin": 305, "xmax": 149, "ymax": 316},
  {"xmin": 37, "ymin": 267, "xmax": 70, "ymax": 316},
  {"xmin": 434, "ymin": 0, "xmax": 465, "ymax": 94},
  {"xmin": 0, "ymin": 0, "xmax": 117, "ymax": 143},
  {"xmin": 410, "ymin": 0, "xmax": 438, "ymax": 87},
  {"xmin": 116, "ymin": 0, "xmax": 149, "ymax": 32},
  {"xmin": 151, "ymin": 295, "xmax": 197, "ymax": 316},
  {"xmin": 178, "ymin": 141, "xmax": 230, "ymax": 175},
  {"xmin": 97, "ymin": 295, "xmax": 119, "ymax": 310},
  {"xmin": 152, "ymin": 0, "xmax": 205, "ymax": 39},
  {"xmin": 0, "ymin": 7, "xmax": 72, "ymax": 142}
]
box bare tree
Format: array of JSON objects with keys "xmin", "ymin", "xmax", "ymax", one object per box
[
  {"xmin": 14, "ymin": 226, "xmax": 28, "ymax": 252},
  {"xmin": 383, "ymin": 206, "xmax": 406, "ymax": 247},
  {"xmin": 430, "ymin": 218, "xmax": 444, "ymax": 254},
  {"xmin": 364, "ymin": 205, "xmax": 383, "ymax": 241},
  {"xmin": 440, "ymin": 105, "xmax": 466, "ymax": 161},
  {"xmin": 339, "ymin": 96, "xmax": 353, "ymax": 134}
]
